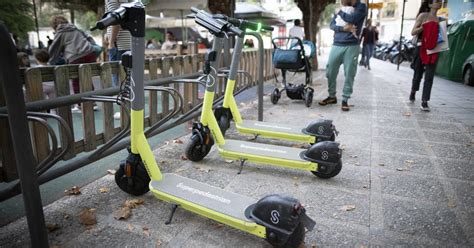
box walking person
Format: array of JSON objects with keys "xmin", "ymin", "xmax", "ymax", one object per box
[
  {"xmin": 409, "ymin": 0, "xmax": 442, "ymax": 111},
  {"xmin": 360, "ymin": 19, "xmax": 378, "ymax": 70},
  {"xmin": 106, "ymin": 0, "xmax": 131, "ymax": 87},
  {"xmin": 319, "ymin": 0, "xmax": 367, "ymax": 111},
  {"xmin": 106, "ymin": 0, "xmax": 132, "ymax": 119},
  {"xmin": 289, "ymin": 19, "xmax": 305, "ymax": 41}
]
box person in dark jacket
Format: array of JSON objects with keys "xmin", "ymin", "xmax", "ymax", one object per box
[
  {"xmin": 360, "ymin": 19, "xmax": 378, "ymax": 70},
  {"xmin": 319, "ymin": 0, "xmax": 367, "ymax": 111},
  {"xmin": 409, "ymin": 0, "xmax": 442, "ymax": 111}
]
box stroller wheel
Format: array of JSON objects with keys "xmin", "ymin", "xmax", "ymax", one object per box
[
  {"xmin": 271, "ymin": 88, "xmax": 280, "ymax": 104},
  {"xmin": 304, "ymin": 88, "xmax": 313, "ymax": 107}
]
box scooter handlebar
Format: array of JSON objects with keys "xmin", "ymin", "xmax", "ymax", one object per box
[{"xmin": 91, "ymin": 6, "xmax": 126, "ymax": 31}]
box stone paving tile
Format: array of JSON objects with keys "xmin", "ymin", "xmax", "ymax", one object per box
[
  {"xmin": 422, "ymin": 129, "xmax": 473, "ymax": 144},
  {"xmin": 383, "ymin": 197, "xmax": 470, "ymax": 246},
  {"xmin": 374, "ymin": 137, "xmax": 430, "ymax": 156},
  {"xmin": 372, "ymin": 150, "xmax": 437, "ymax": 176},
  {"xmin": 375, "ymin": 126, "xmax": 419, "ymax": 140},
  {"xmin": 438, "ymin": 158, "xmax": 474, "ymax": 181},
  {"xmin": 429, "ymin": 142, "xmax": 474, "ymax": 160},
  {"xmin": 375, "ymin": 117, "xmax": 416, "ymax": 129},
  {"xmin": 417, "ymin": 120, "xmax": 465, "ymax": 132},
  {"xmin": 379, "ymin": 171, "xmax": 448, "ymax": 202}
]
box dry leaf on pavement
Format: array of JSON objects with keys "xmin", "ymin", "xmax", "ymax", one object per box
[
  {"xmin": 378, "ymin": 163, "xmax": 385, "ymax": 166},
  {"xmin": 143, "ymin": 227, "xmax": 150, "ymax": 236},
  {"xmin": 46, "ymin": 223, "xmax": 60, "ymax": 232},
  {"xmin": 173, "ymin": 139, "xmax": 184, "ymax": 144},
  {"xmin": 99, "ymin": 187, "xmax": 109, "ymax": 193},
  {"xmin": 354, "ymin": 162, "xmax": 360, "ymax": 166},
  {"xmin": 350, "ymin": 155, "xmax": 358, "ymax": 158},
  {"xmin": 448, "ymin": 200, "xmax": 457, "ymax": 208},
  {"xmin": 156, "ymin": 239, "xmax": 162, "ymax": 247},
  {"xmin": 340, "ymin": 205, "xmax": 356, "ymax": 211},
  {"xmin": 225, "ymin": 159, "xmax": 233, "ymax": 163},
  {"xmin": 128, "ymin": 224, "xmax": 134, "ymax": 231},
  {"xmin": 113, "ymin": 206, "xmax": 131, "ymax": 220},
  {"xmin": 125, "ymin": 199, "xmax": 145, "ymax": 209},
  {"xmin": 180, "ymin": 155, "xmax": 188, "ymax": 160},
  {"xmin": 65, "ymin": 186, "xmax": 81, "ymax": 195},
  {"xmin": 404, "ymin": 160, "xmax": 415, "ymax": 164},
  {"xmin": 403, "ymin": 112, "xmax": 412, "ymax": 117},
  {"xmin": 107, "ymin": 169, "xmax": 116, "ymax": 175},
  {"xmin": 78, "ymin": 208, "xmax": 97, "ymax": 226},
  {"xmin": 396, "ymin": 167, "xmax": 406, "ymax": 171}
]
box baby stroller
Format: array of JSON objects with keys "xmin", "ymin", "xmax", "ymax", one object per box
[{"xmin": 271, "ymin": 37, "xmax": 315, "ymax": 107}]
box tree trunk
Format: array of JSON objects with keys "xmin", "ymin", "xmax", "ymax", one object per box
[{"xmin": 208, "ymin": 0, "xmax": 233, "ymax": 15}]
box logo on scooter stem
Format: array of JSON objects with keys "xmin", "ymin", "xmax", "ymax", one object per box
[
  {"xmin": 322, "ymin": 151, "xmax": 329, "ymax": 160},
  {"xmin": 270, "ymin": 210, "xmax": 280, "ymax": 224},
  {"xmin": 318, "ymin": 126, "xmax": 325, "ymax": 134}
]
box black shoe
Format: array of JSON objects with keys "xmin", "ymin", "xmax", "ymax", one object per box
[
  {"xmin": 319, "ymin": 96, "xmax": 337, "ymax": 106},
  {"xmin": 420, "ymin": 101, "xmax": 430, "ymax": 111},
  {"xmin": 409, "ymin": 91, "xmax": 416, "ymax": 102},
  {"xmin": 341, "ymin": 101, "xmax": 350, "ymax": 111}
]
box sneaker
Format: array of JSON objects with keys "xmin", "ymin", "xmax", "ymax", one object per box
[
  {"xmin": 114, "ymin": 112, "xmax": 121, "ymax": 120},
  {"xmin": 71, "ymin": 105, "xmax": 81, "ymax": 114},
  {"xmin": 341, "ymin": 101, "xmax": 350, "ymax": 111},
  {"xmin": 367, "ymin": 64, "xmax": 371, "ymax": 70},
  {"xmin": 319, "ymin": 96, "xmax": 337, "ymax": 106},
  {"xmin": 420, "ymin": 101, "xmax": 430, "ymax": 111},
  {"xmin": 409, "ymin": 91, "xmax": 416, "ymax": 102}
]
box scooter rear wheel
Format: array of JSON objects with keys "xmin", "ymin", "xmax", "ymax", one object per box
[
  {"xmin": 115, "ymin": 161, "xmax": 150, "ymax": 196},
  {"xmin": 185, "ymin": 135, "xmax": 212, "ymax": 161},
  {"xmin": 281, "ymin": 222, "xmax": 305, "ymax": 248},
  {"xmin": 271, "ymin": 88, "xmax": 280, "ymax": 104},
  {"xmin": 311, "ymin": 159, "xmax": 342, "ymax": 179}
]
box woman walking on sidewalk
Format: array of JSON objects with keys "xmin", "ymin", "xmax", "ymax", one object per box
[
  {"xmin": 409, "ymin": 0, "xmax": 442, "ymax": 111},
  {"xmin": 360, "ymin": 19, "xmax": 378, "ymax": 70}
]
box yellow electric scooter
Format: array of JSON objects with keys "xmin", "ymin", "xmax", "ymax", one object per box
[
  {"xmin": 184, "ymin": 9, "xmax": 342, "ymax": 179},
  {"xmin": 212, "ymin": 15, "xmax": 337, "ymax": 144},
  {"xmin": 93, "ymin": 3, "xmax": 316, "ymax": 247}
]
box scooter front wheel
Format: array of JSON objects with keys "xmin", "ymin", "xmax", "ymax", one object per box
[
  {"xmin": 311, "ymin": 159, "xmax": 342, "ymax": 179},
  {"xmin": 304, "ymin": 89, "xmax": 313, "ymax": 107},
  {"xmin": 115, "ymin": 161, "xmax": 151, "ymax": 196},
  {"xmin": 271, "ymin": 88, "xmax": 280, "ymax": 104},
  {"xmin": 185, "ymin": 135, "xmax": 212, "ymax": 161},
  {"xmin": 218, "ymin": 115, "xmax": 230, "ymax": 136}
]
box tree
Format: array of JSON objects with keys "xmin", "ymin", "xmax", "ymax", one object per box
[
  {"xmin": 208, "ymin": 0, "xmax": 234, "ymax": 16},
  {"xmin": 294, "ymin": 0, "xmax": 335, "ymax": 43},
  {"xmin": 41, "ymin": 0, "xmax": 104, "ymax": 23},
  {"xmin": 294, "ymin": 0, "xmax": 335, "ymax": 70},
  {"xmin": 0, "ymin": 0, "xmax": 35, "ymax": 39}
]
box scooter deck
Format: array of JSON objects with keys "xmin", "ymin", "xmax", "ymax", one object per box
[
  {"xmin": 218, "ymin": 140, "xmax": 316, "ymax": 171},
  {"xmin": 150, "ymin": 173, "xmax": 255, "ymax": 221},
  {"xmin": 236, "ymin": 120, "xmax": 315, "ymax": 143}
]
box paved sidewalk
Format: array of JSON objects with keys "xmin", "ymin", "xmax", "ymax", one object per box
[{"xmin": 0, "ymin": 58, "xmax": 473, "ymax": 247}]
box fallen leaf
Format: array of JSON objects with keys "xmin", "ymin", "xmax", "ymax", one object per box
[
  {"xmin": 99, "ymin": 187, "xmax": 109, "ymax": 193},
  {"xmin": 143, "ymin": 227, "xmax": 150, "ymax": 236},
  {"xmin": 354, "ymin": 162, "xmax": 360, "ymax": 166},
  {"xmin": 65, "ymin": 186, "xmax": 81, "ymax": 195},
  {"xmin": 156, "ymin": 239, "xmax": 163, "ymax": 247},
  {"xmin": 350, "ymin": 155, "xmax": 358, "ymax": 158},
  {"xmin": 340, "ymin": 205, "xmax": 356, "ymax": 211},
  {"xmin": 173, "ymin": 139, "xmax": 184, "ymax": 144},
  {"xmin": 128, "ymin": 224, "xmax": 134, "ymax": 231},
  {"xmin": 107, "ymin": 169, "xmax": 116, "ymax": 175},
  {"xmin": 362, "ymin": 185, "xmax": 368, "ymax": 189},
  {"xmin": 46, "ymin": 223, "xmax": 60, "ymax": 232},
  {"xmin": 113, "ymin": 206, "xmax": 131, "ymax": 220},
  {"xmin": 396, "ymin": 167, "xmax": 406, "ymax": 171},
  {"xmin": 379, "ymin": 175, "xmax": 386, "ymax": 179},
  {"xmin": 64, "ymin": 214, "xmax": 70, "ymax": 220},
  {"xmin": 78, "ymin": 209, "xmax": 97, "ymax": 226},
  {"xmin": 447, "ymin": 200, "xmax": 457, "ymax": 208},
  {"xmin": 403, "ymin": 112, "xmax": 412, "ymax": 117},
  {"xmin": 195, "ymin": 166, "xmax": 212, "ymax": 173},
  {"xmin": 378, "ymin": 163, "xmax": 385, "ymax": 166},
  {"xmin": 293, "ymin": 177, "xmax": 298, "ymax": 180},
  {"xmin": 225, "ymin": 159, "xmax": 233, "ymax": 163},
  {"xmin": 180, "ymin": 155, "xmax": 188, "ymax": 160},
  {"xmin": 164, "ymin": 141, "xmax": 170, "ymax": 145},
  {"xmin": 404, "ymin": 160, "xmax": 415, "ymax": 164},
  {"xmin": 215, "ymin": 223, "xmax": 224, "ymax": 228},
  {"xmin": 125, "ymin": 199, "xmax": 145, "ymax": 209},
  {"xmin": 175, "ymin": 168, "xmax": 186, "ymax": 173}
]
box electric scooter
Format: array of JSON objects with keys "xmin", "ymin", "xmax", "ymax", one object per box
[
  {"xmin": 92, "ymin": 3, "xmax": 316, "ymax": 247},
  {"xmin": 184, "ymin": 8, "xmax": 342, "ymax": 179},
  {"xmin": 211, "ymin": 15, "xmax": 338, "ymax": 144}
]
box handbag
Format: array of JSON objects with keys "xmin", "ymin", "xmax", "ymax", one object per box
[{"xmin": 272, "ymin": 48, "xmax": 305, "ymax": 69}]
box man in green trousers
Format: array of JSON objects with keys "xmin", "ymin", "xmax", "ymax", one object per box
[{"xmin": 319, "ymin": 0, "xmax": 367, "ymax": 111}]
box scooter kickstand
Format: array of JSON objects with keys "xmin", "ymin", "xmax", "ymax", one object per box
[
  {"xmin": 237, "ymin": 159, "xmax": 247, "ymax": 175},
  {"xmin": 165, "ymin": 204, "xmax": 179, "ymax": 225}
]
